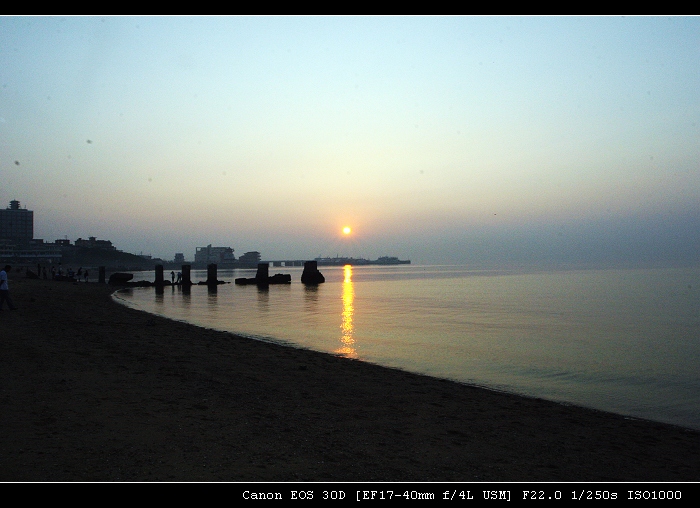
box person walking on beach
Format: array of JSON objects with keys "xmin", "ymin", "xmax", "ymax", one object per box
[{"xmin": 0, "ymin": 265, "xmax": 17, "ymax": 311}]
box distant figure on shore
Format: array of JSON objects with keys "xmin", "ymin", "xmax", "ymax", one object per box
[
  {"xmin": 84, "ymin": 270, "xmax": 89, "ymax": 283},
  {"xmin": 171, "ymin": 271, "xmax": 175, "ymax": 284},
  {"xmin": 0, "ymin": 264, "xmax": 18, "ymax": 311},
  {"xmin": 176, "ymin": 272, "xmax": 182, "ymax": 284}
]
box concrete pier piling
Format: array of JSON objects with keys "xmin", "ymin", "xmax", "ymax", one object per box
[
  {"xmin": 255, "ymin": 263, "xmax": 269, "ymax": 282},
  {"xmin": 235, "ymin": 262, "xmax": 290, "ymax": 285},
  {"xmin": 207, "ymin": 263, "xmax": 218, "ymax": 285},
  {"xmin": 301, "ymin": 260, "xmax": 325, "ymax": 285},
  {"xmin": 155, "ymin": 264, "xmax": 165, "ymax": 286},
  {"xmin": 182, "ymin": 264, "xmax": 192, "ymax": 286}
]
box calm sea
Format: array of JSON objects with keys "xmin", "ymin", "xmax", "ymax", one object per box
[{"xmin": 114, "ymin": 265, "xmax": 700, "ymax": 430}]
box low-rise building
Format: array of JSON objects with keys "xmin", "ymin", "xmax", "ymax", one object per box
[
  {"xmin": 238, "ymin": 251, "xmax": 261, "ymax": 268},
  {"xmin": 194, "ymin": 244, "xmax": 236, "ymax": 265},
  {"xmin": 0, "ymin": 238, "xmax": 62, "ymax": 264},
  {"xmin": 74, "ymin": 237, "xmax": 116, "ymax": 250}
]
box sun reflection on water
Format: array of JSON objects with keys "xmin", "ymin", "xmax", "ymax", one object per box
[{"xmin": 336, "ymin": 264, "xmax": 357, "ymax": 358}]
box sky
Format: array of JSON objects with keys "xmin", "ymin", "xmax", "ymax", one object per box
[{"xmin": 2, "ymin": 15, "xmax": 699, "ymax": 267}]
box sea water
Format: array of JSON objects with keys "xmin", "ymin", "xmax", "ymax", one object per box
[{"xmin": 114, "ymin": 265, "xmax": 700, "ymax": 430}]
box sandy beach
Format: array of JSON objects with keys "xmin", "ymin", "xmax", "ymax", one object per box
[{"xmin": 1, "ymin": 276, "xmax": 699, "ymax": 482}]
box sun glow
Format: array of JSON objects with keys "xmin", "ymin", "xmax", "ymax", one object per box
[{"xmin": 342, "ymin": 226, "xmax": 352, "ymax": 235}]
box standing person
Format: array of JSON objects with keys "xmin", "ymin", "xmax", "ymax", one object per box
[{"xmin": 0, "ymin": 265, "xmax": 17, "ymax": 311}]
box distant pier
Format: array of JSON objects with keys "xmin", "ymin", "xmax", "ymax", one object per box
[
  {"xmin": 261, "ymin": 260, "xmax": 306, "ymax": 267},
  {"xmin": 260, "ymin": 256, "xmax": 410, "ymax": 267}
]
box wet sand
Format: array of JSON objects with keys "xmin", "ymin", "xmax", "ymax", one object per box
[{"xmin": 1, "ymin": 277, "xmax": 699, "ymax": 482}]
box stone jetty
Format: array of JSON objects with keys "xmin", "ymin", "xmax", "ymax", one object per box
[{"xmin": 235, "ymin": 263, "xmax": 291, "ymax": 286}]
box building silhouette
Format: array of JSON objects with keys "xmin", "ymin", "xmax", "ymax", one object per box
[
  {"xmin": 74, "ymin": 236, "xmax": 116, "ymax": 251},
  {"xmin": 0, "ymin": 200, "xmax": 33, "ymax": 246},
  {"xmin": 194, "ymin": 244, "xmax": 236, "ymax": 265},
  {"xmin": 237, "ymin": 251, "xmax": 261, "ymax": 268},
  {"xmin": 0, "ymin": 200, "xmax": 63, "ymax": 263}
]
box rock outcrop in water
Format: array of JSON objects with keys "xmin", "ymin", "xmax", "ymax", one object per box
[
  {"xmin": 300, "ymin": 260, "xmax": 325, "ymax": 285},
  {"xmin": 108, "ymin": 272, "xmax": 134, "ymax": 286}
]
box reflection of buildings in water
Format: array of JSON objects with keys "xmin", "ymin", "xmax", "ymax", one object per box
[{"xmin": 336, "ymin": 264, "xmax": 357, "ymax": 358}]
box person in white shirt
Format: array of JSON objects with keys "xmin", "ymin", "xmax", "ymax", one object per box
[{"xmin": 0, "ymin": 264, "xmax": 17, "ymax": 311}]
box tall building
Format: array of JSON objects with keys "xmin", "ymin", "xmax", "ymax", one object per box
[
  {"xmin": 0, "ymin": 200, "xmax": 62, "ymax": 263},
  {"xmin": 0, "ymin": 200, "xmax": 33, "ymax": 245}
]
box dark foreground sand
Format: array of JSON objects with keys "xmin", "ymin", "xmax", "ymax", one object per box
[{"xmin": 1, "ymin": 277, "xmax": 699, "ymax": 482}]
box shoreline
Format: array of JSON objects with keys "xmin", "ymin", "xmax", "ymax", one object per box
[{"xmin": 2, "ymin": 277, "xmax": 699, "ymax": 481}]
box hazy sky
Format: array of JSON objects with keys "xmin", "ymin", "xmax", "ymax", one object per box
[{"xmin": 2, "ymin": 16, "xmax": 699, "ymax": 267}]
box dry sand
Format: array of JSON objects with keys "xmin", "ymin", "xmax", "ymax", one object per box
[{"xmin": 1, "ymin": 276, "xmax": 699, "ymax": 482}]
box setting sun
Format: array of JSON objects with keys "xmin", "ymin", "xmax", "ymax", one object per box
[{"xmin": 342, "ymin": 226, "xmax": 352, "ymax": 235}]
